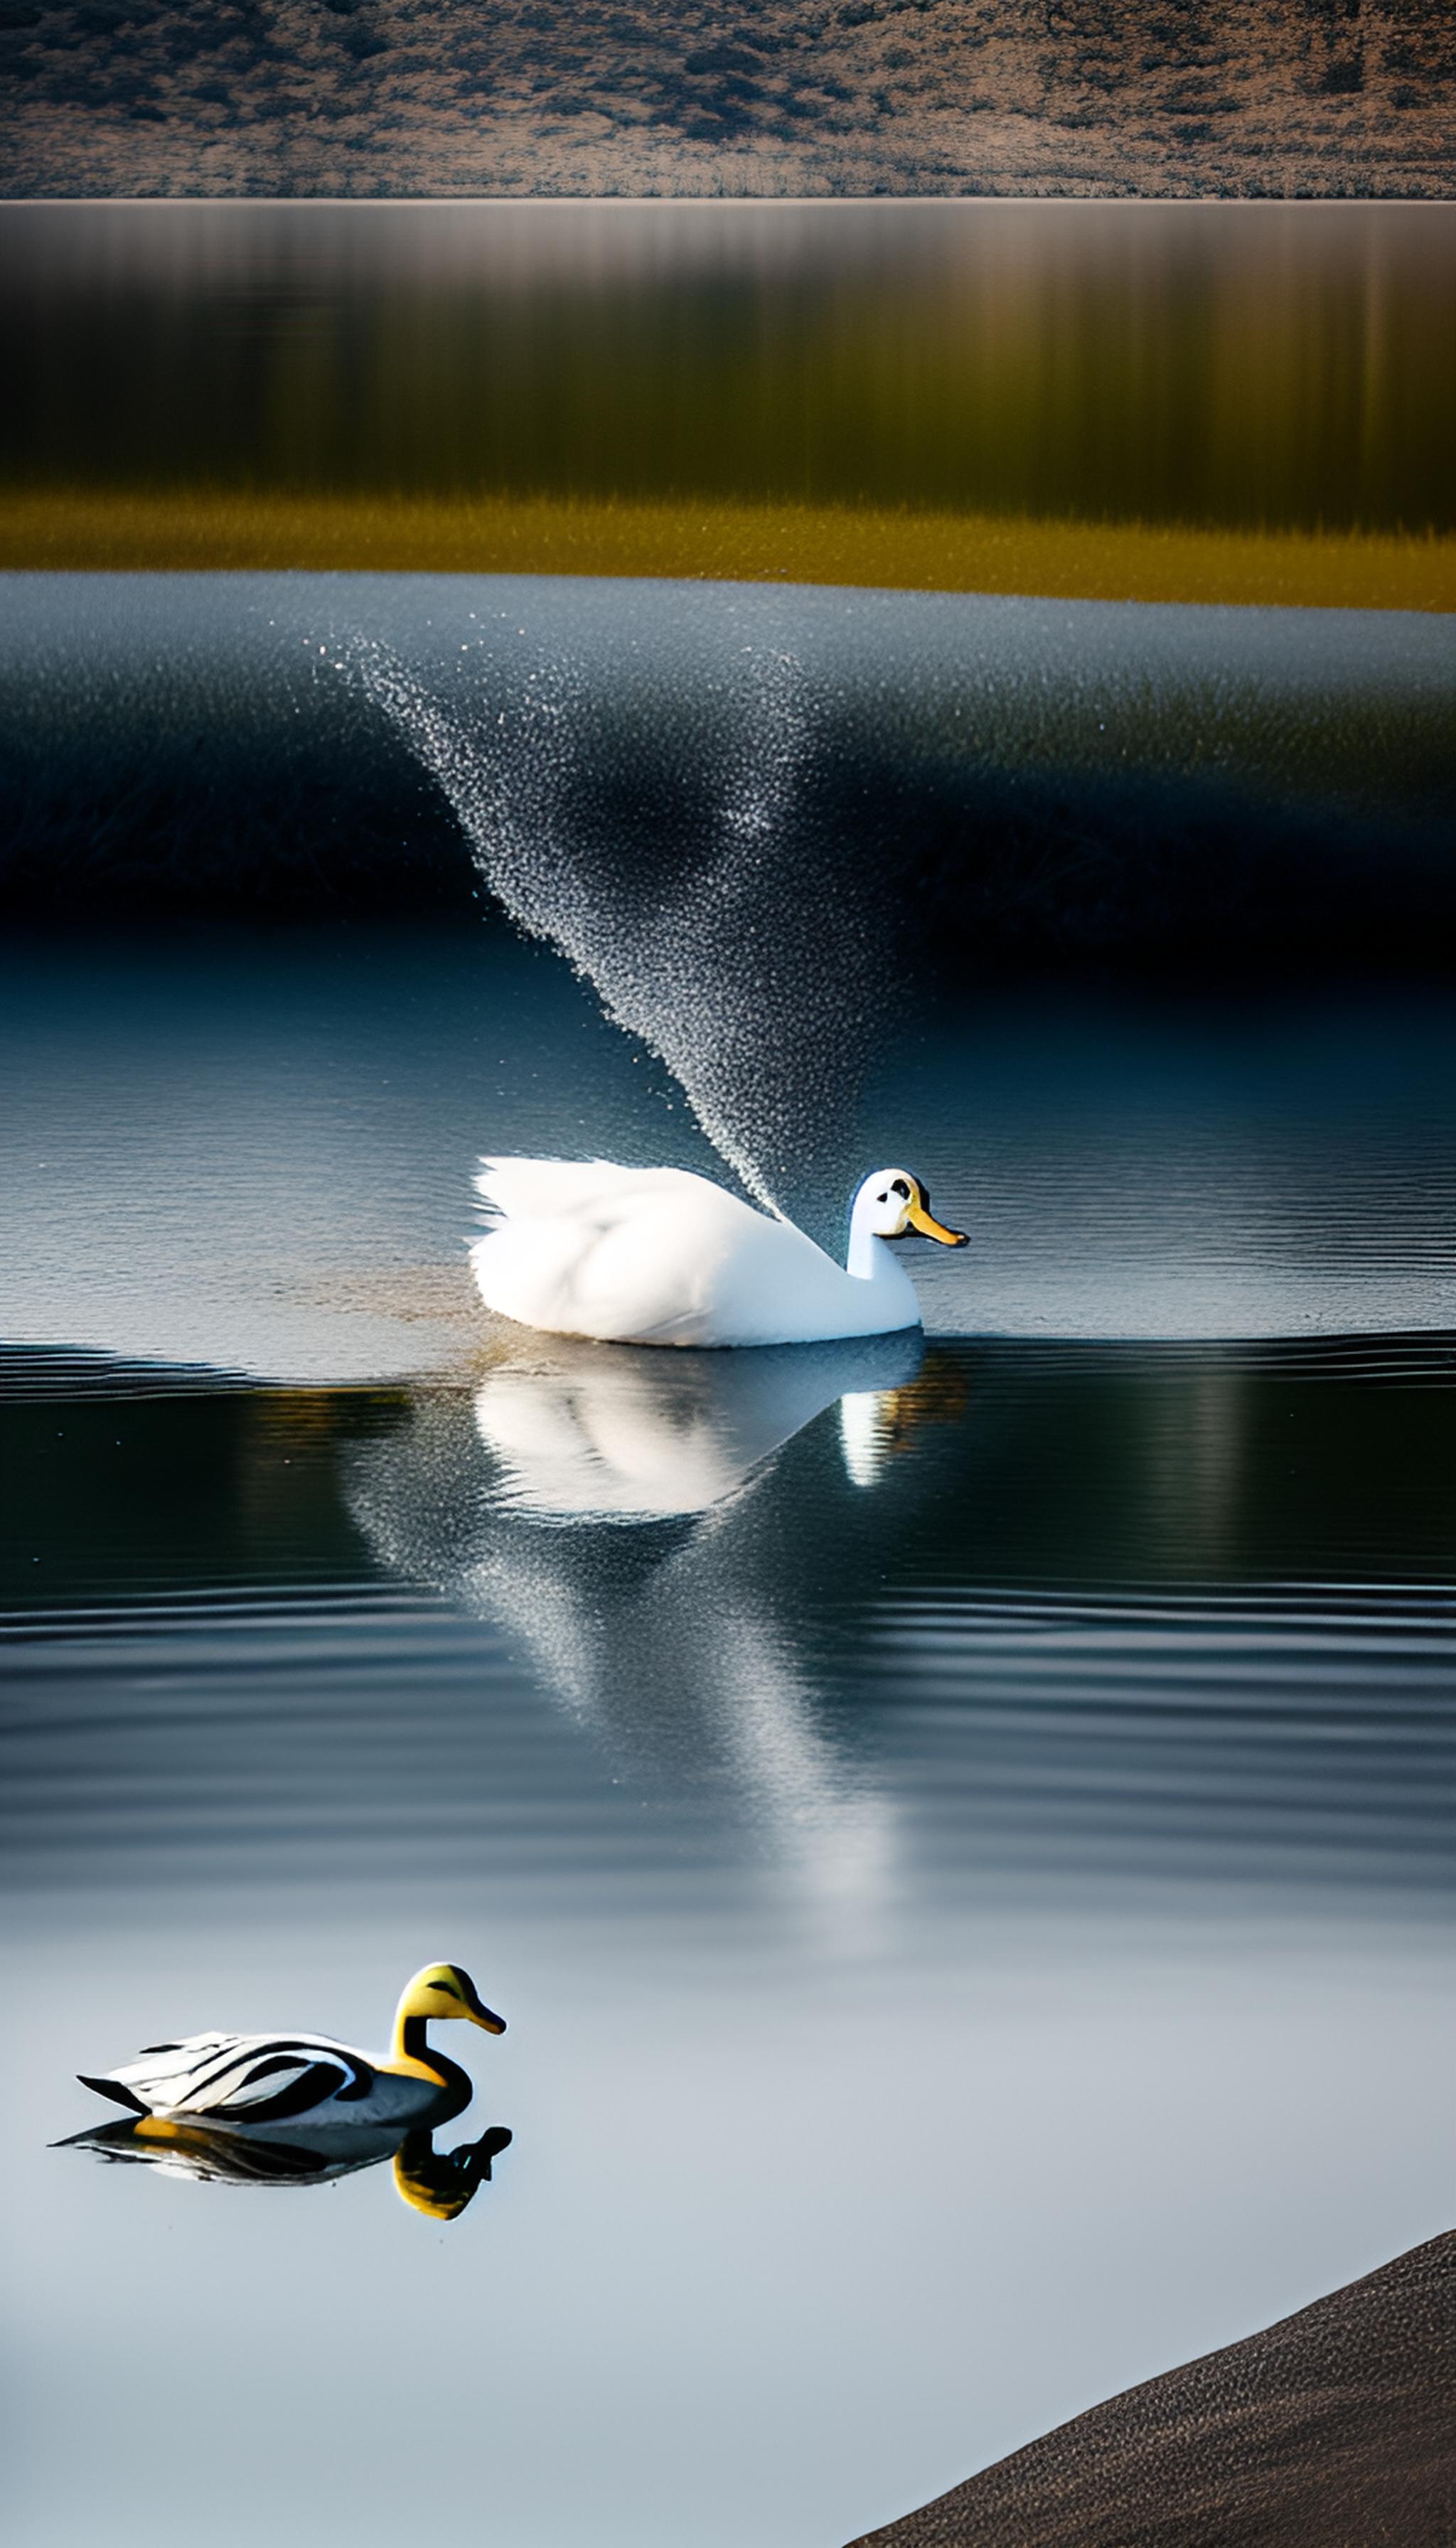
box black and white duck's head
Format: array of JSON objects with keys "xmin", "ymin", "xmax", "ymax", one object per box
[{"xmin": 397, "ymin": 1963, "xmax": 506, "ymax": 2036}]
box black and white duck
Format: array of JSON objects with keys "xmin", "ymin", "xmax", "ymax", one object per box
[{"xmin": 77, "ymin": 1963, "xmax": 505, "ymax": 2136}]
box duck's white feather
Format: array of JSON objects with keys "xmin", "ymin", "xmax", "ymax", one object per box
[
  {"xmin": 471, "ymin": 1157, "xmax": 921, "ymax": 1349},
  {"xmin": 95, "ymin": 2031, "xmax": 439, "ymax": 2131},
  {"xmin": 475, "ymin": 1158, "xmax": 697, "ymax": 1224}
]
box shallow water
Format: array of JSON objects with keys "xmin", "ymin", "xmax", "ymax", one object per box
[{"xmin": 4, "ymin": 926, "xmax": 1456, "ymax": 2546}]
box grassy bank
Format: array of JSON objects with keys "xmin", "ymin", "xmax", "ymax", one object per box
[{"xmin": 5, "ymin": 490, "xmax": 1454, "ymax": 611}]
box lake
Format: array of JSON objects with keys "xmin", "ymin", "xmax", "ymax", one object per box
[{"xmin": 3, "ymin": 197, "xmax": 1455, "ymax": 2548}]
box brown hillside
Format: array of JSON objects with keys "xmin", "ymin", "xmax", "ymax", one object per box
[
  {"xmin": 1, "ymin": 0, "xmax": 1453, "ymax": 197},
  {"xmin": 847, "ymin": 2227, "xmax": 1456, "ymax": 2548}
]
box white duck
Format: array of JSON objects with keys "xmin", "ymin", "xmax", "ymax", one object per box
[
  {"xmin": 470, "ymin": 1160, "xmax": 968, "ymax": 1348},
  {"xmin": 77, "ymin": 1963, "xmax": 505, "ymax": 2135}
]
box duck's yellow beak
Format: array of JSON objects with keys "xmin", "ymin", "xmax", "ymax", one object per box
[
  {"xmin": 464, "ymin": 1986, "xmax": 506, "ymax": 2035},
  {"xmin": 906, "ymin": 1200, "xmax": 969, "ymax": 1248}
]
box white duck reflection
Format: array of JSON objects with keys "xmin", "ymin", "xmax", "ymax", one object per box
[
  {"xmin": 346, "ymin": 1334, "xmax": 931, "ymax": 1910},
  {"xmin": 473, "ymin": 1330, "xmax": 924, "ymax": 1521}
]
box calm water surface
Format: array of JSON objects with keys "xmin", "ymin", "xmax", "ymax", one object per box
[{"xmin": 4, "ymin": 930, "xmax": 1456, "ymax": 2547}]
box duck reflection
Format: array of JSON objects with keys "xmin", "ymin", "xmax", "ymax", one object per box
[
  {"xmin": 346, "ymin": 1334, "xmax": 941, "ymax": 1905},
  {"xmin": 468, "ymin": 1329, "xmax": 926, "ymax": 1521},
  {"xmin": 56, "ymin": 2116, "xmax": 513, "ymax": 2220}
]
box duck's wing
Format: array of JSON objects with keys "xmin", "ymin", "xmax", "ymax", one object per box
[
  {"xmin": 83, "ymin": 2032, "xmax": 372, "ymax": 2126},
  {"xmin": 472, "ymin": 1157, "xmax": 780, "ymax": 1346},
  {"xmin": 475, "ymin": 1157, "xmax": 735, "ymax": 1226}
]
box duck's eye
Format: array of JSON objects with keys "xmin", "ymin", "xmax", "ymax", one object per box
[
  {"xmin": 891, "ymin": 1179, "xmax": 911, "ymax": 1201},
  {"xmin": 877, "ymin": 1191, "xmax": 889, "ymax": 1203},
  {"xmin": 432, "ymin": 1979, "xmax": 461, "ymax": 1998}
]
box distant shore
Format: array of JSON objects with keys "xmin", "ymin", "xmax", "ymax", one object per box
[{"xmin": 2, "ymin": 0, "xmax": 1454, "ymax": 200}]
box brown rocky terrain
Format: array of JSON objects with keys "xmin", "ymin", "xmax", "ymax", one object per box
[
  {"xmin": 1, "ymin": 0, "xmax": 1453, "ymax": 197},
  {"xmin": 849, "ymin": 2227, "xmax": 1456, "ymax": 2548}
]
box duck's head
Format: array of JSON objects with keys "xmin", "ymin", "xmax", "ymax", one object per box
[
  {"xmin": 398, "ymin": 1963, "xmax": 507, "ymax": 2036},
  {"xmin": 853, "ymin": 1169, "xmax": 968, "ymax": 1248}
]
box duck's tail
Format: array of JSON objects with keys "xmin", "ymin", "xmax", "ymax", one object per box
[{"xmin": 77, "ymin": 2072, "xmax": 149, "ymax": 2115}]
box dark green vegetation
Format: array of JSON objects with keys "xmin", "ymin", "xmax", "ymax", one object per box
[{"xmin": 1, "ymin": 0, "xmax": 1453, "ymax": 196}]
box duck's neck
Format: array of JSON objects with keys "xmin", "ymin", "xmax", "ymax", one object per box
[
  {"xmin": 390, "ymin": 2011, "xmax": 468, "ymax": 2096},
  {"xmin": 847, "ymin": 1219, "xmax": 896, "ymax": 1284}
]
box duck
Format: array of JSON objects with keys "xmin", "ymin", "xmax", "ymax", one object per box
[
  {"xmin": 470, "ymin": 1159, "xmax": 968, "ymax": 1349},
  {"xmin": 77, "ymin": 1963, "xmax": 505, "ymax": 2136}
]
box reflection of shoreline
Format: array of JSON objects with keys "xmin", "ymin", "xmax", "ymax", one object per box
[{"xmin": 8, "ymin": 490, "xmax": 1452, "ymax": 612}]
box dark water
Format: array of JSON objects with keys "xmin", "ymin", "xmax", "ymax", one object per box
[
  {"xmin": 4, "ymin": 200, "xmax": 1455, "ymax": 532},
  {"xmin": 5, "ymin": 574, "xmax": 1455, "ymax": 1042},
  {"xmin": 9, "ymin": 1338, "xmax": 1456, "ymax": 1891}
]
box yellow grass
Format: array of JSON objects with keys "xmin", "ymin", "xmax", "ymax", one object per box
[{"xmin": 4, "ymin": 488, "xmax": 1453, "ymax": 612}]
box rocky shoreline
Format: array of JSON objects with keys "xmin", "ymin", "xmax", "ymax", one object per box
[{"xmin": 849, "ymin": 2229, "xmax": 1456, "ymax": 2548}]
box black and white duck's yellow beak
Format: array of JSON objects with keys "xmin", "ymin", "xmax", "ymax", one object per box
[
  {"xmin": 906, "ymin": 1189, "xmax": 969, "ymax": 1248},
  {"xmin": 462, "ymin": 1980, "xmax": 507, "ymax": 2035},
  {"xmin": 411, "ymin": 1960, "xmax": 508, "ymax": 2033}
]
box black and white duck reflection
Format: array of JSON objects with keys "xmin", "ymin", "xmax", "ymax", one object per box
[
  {"xmin": 58, "ymin": 2114, "xmax": 513, "ymax": 2222},
  {"xmin": 66, "ymin": 1964, "xmax": 510, "ymax": 2218},
  {"xmin": 346, "ymin": 1337, "xmax": 936, "ymax": 1909}
]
